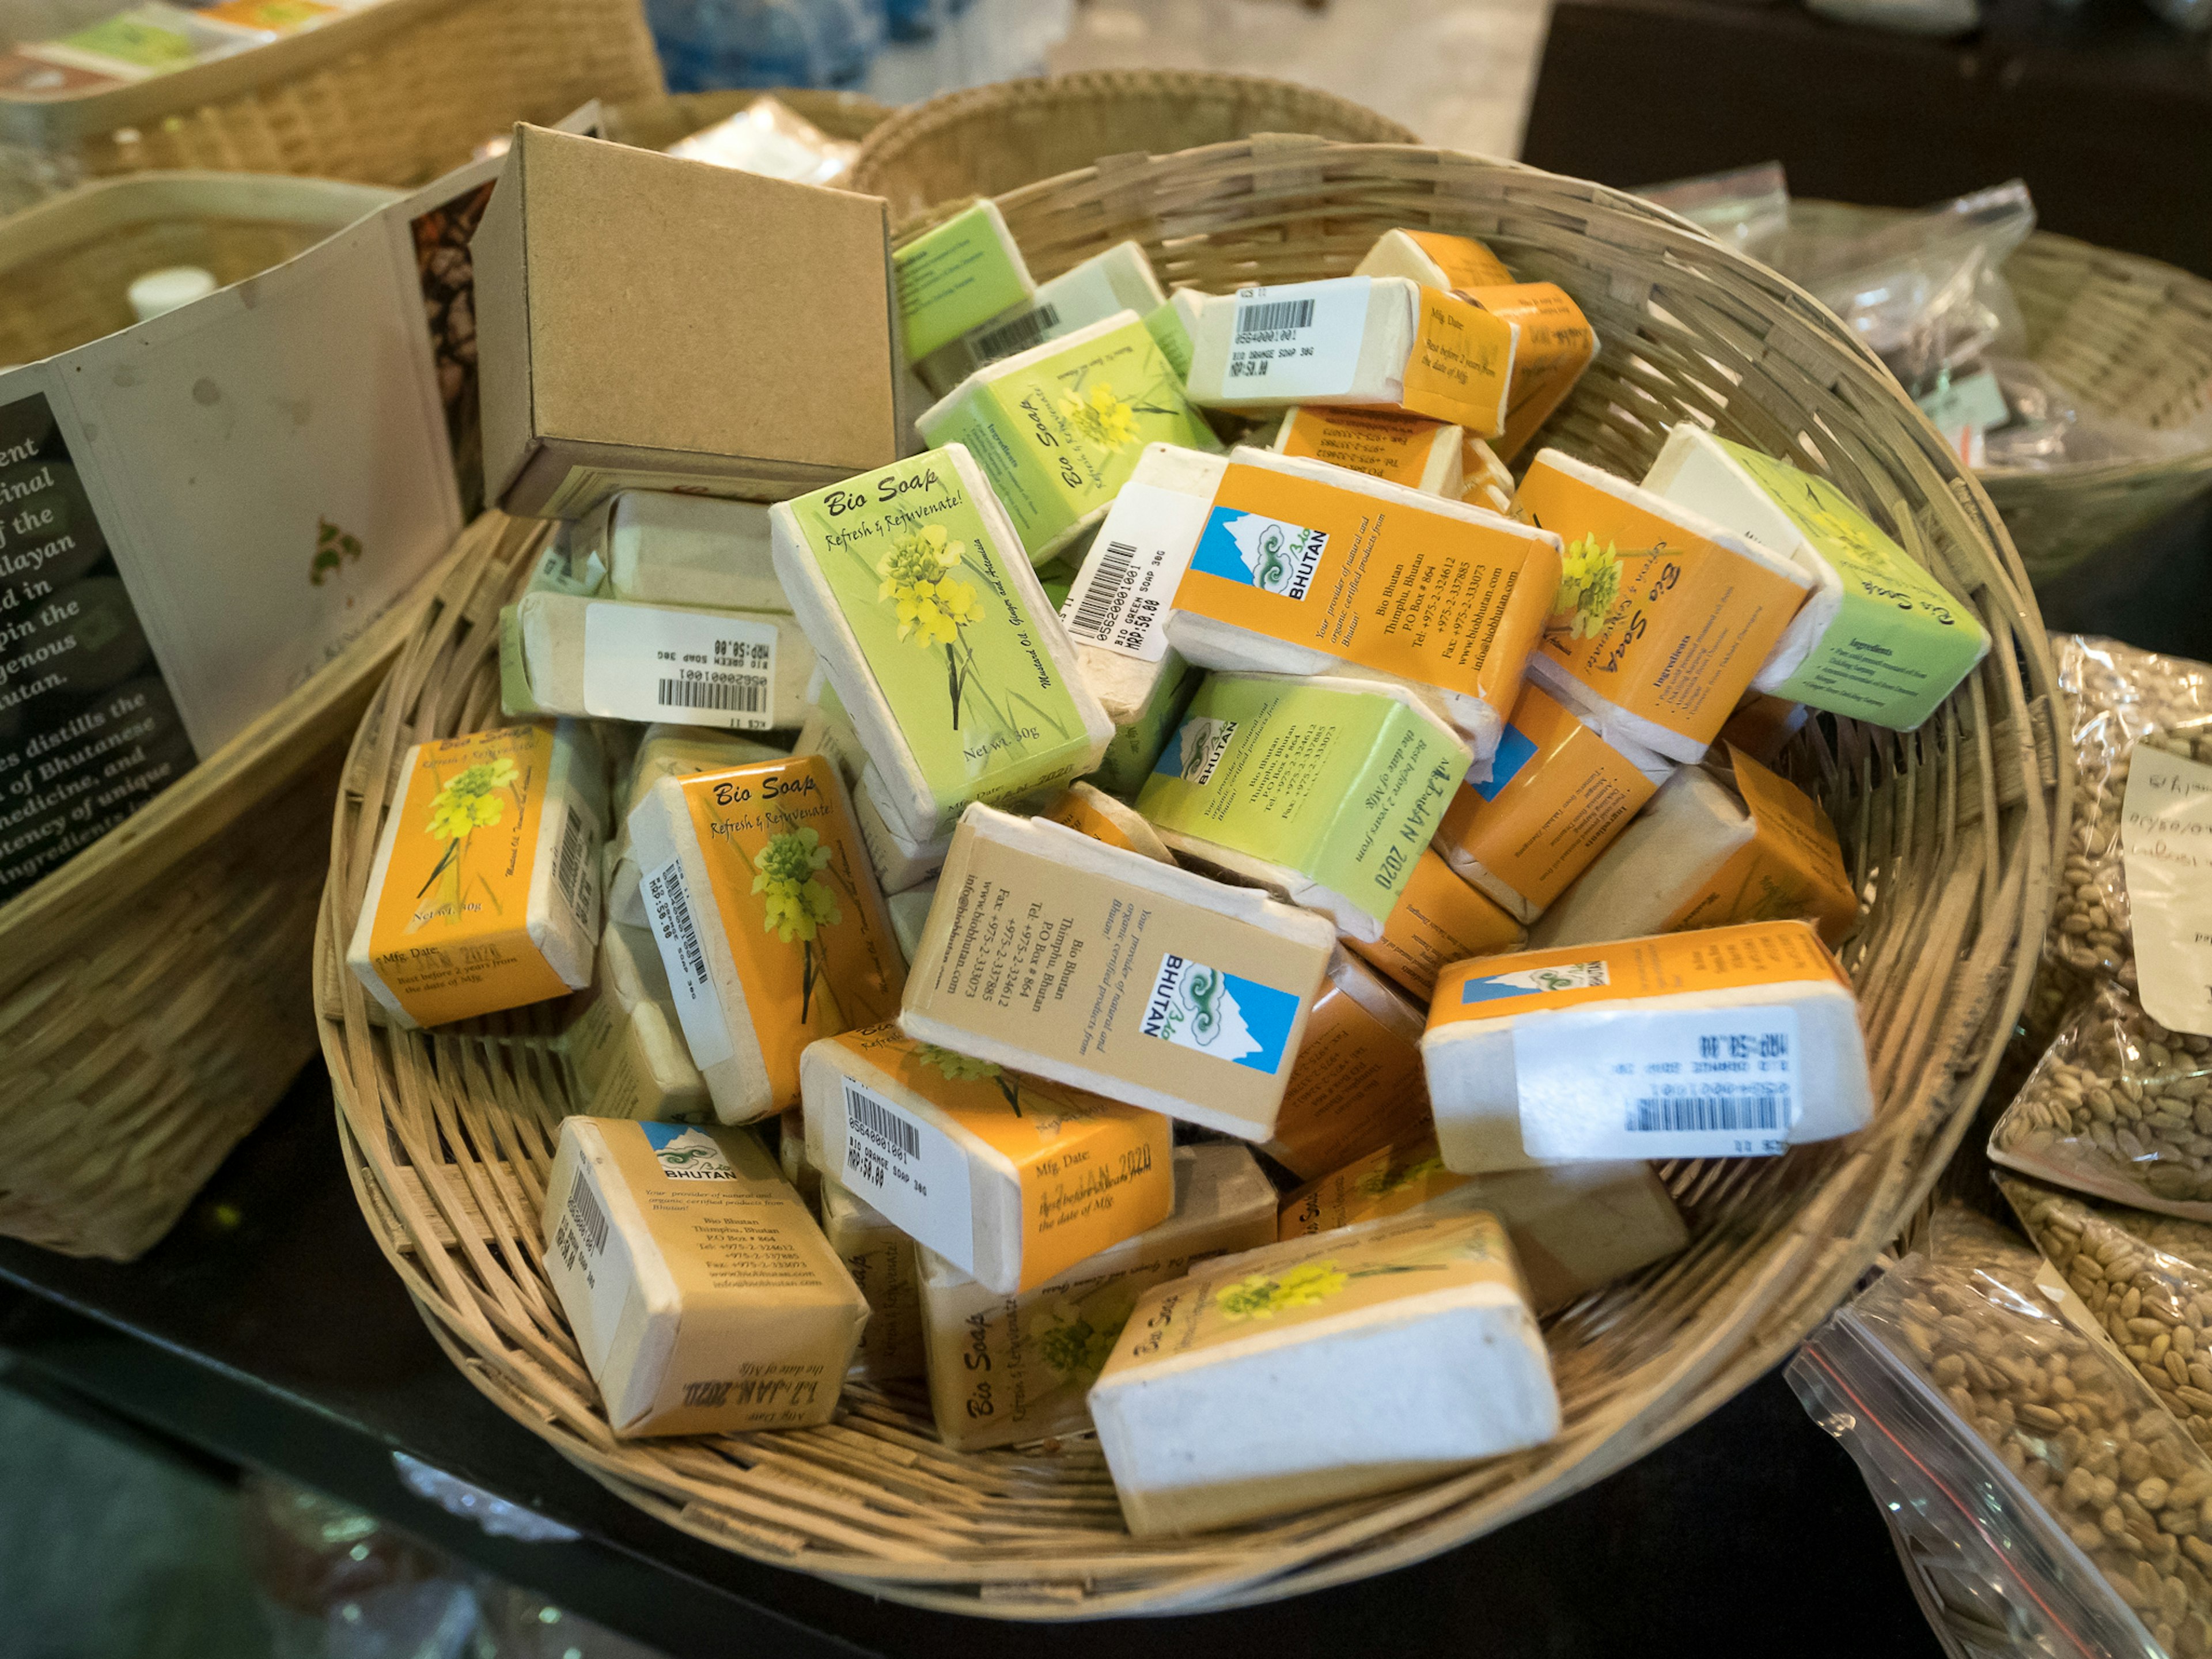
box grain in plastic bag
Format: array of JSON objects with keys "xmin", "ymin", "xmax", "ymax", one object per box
[
  {"xmin": 1992, "ymin": 984, "xmax": 2212, "ymax": 1217},
  {"xmin": 1790, "ymin": 1206, "xmax": 2212, "ymax": 1657}
]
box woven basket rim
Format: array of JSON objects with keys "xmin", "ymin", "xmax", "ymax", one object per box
[
  {"xmin": 319, "ymin": 137, "xmax": 2061, "ymax": 1616},
  {"xmin": 0, "ymin": 171, "xmax": 400, "ymax": 275}
]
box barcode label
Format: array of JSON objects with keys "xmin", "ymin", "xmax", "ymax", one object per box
[
  {"xmin": 566, "ymin": 1173, "xmax": 609, "ymax": 1256},
  {"xmin": 642, "ymin": 859, "xmax": 734, "ymax": 1070},
  {"xmin": 971, "ymin": 301, "xmax": 1062, "ymax": 362},
  {"xmin": 1626, "ymin": 1092, "xmax": 1786, "ymax": 1134},
  {"xmin": 657, "ymin": 675, "xmax": 766, "ymax": 715},
  {"xmin": 1235, "ymin": 297, "xmax": 1315, "ymax": 340},
  {"xmin": 552, "ymin": 803, "xmax": 593, "ymax": 926},
  {"xmin": 1058, "ymin": 482, "xmax": 1213, "ymax": 663},
  {"xmin": 582, "ymin": 602, "xmax": 778, "ymax": 731},
  {"xmin": 837, "ymin": 1075, "xmax": 975, "ymax": 1266},
  {"xmin": 1221, "ymin": 280, "xmax": 1365, "ymax": 399},
  {"xmin": 1512, "ymin": 1006, "xmax": 1800, "ymax": 1160}
]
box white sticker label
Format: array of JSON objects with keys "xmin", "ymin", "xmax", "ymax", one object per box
[
  {"xmin": 1222, "ymin": 278, "xmax": 1369, "ymax": 397},
  {"xmin": 1512, "ymin": 1006, "xmax": 1800, "ymax": 1160},
  {"xmin": 836, "ymin": 1077, "xmax": 975, "ymax": 1266},
  {"xmin": 581, "ymin": 601, "xmax": 777, "ymax": 731},
  {"xmin": 641, "ymin": 858, "xmax": 734, "ymax": 1070},
  {"xmin": 547, "ymin": 1158, "xmax": 635, "ymax": 1381},
  {"xmin": 1059, "ymin": 480, "xmax": 1213, "ymax": 661},
  {"xmin": 2122, "ymin": 747, "xmax": 2212, "ymax": 1036}
]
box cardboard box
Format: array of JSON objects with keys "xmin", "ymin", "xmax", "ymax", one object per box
[{"xmin": 474, "ymin": 124, "xmax": 899, "ymax": 518}]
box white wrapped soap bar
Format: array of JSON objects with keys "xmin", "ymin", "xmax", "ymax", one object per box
[
  {"xmin": 892, "ymin": 198, "xmax": 1035, "ymax": 362},
  {"xmin": 853, "ymin": 767, "xmax": 951, "ymax": 895},
  {"xmin": 901, "ymin": 804, "xmax": 1336, "ymax": 1139},
  {"xmin": 1184, "ymin": 278, "xmax": 1517, "ymax": 437},
  {"xmin": 916, "ymin": 312, "xmax": 1220, "ymax": 562},
  {"xmin": 770, "ymin": 446, "xmax": 1113, "ymax": 843},
  {"xmin": 916, "ymin": 1142, "xmax": 1277, "ymax": 1452},
  {"xmin": 1057, "ymin": 443, "xmax": 1561, "ymax": 762},
  {"xmin": 1278, "ymin": 1135, "xmax": 1687, "ymax": 1313},
  {"xmin": 911, "ymin": 238, "xmax": 1168, "ymax": 397},
  {"xmin": 1036, "ymin": 779, "xmax": 1173, "ymax": 864},
  {"xmin": 819, "ymin": 1175, "xmax": 926, "ymax": 1384},
  {"xmin": 887, "ymin": 881, "xmax": 935, "ymax": 965},
  {"xmin": 574, "ymin": 490, "xmax": 787, "ymax": 612},
  {"xmin": 1642, "ymin": 423, "xmax": 1991, "ymax": 732},
  {"xmin": 348, "ymin": 720, "xmax": 603, "ymax": 1028},
  {"xmin": 800, "ymin": 1022, "xmax": 1173, "ymax": 1296},
  {"xmin": 1354, "ymin": 227, "xmax": 1514, "ymax": 290},
  {"xmin": 607, "ymin": 724, "xmax": 785, "ymax": 928},
  {"xmin": 542, "ymin": 1118, "xmax": 866, "ymax": 1437},
  {"xmin": 505, "ymin": 591, "xmax": 813, "ymax": 733},
  {"xmin": 1423, "ymin": 921, "xmax": 1870, "ymax": 1172},
  {"xmin": 627, "ymin": 752, "xmax": 906, "ymax": 1123},
  {"xmin": 1135, "ymin": 671, "xmax": 1471, "ymax": 941},
  {"xmin": 1528, "ymin": 750, "xmax": 1857, "ymax": 950},
  {"xmin": 1089, "ymin": 1210, "xmax": 1560, "ymax": 1536},
  {"xmin": 1511, "ymin": 449, "xmax": 1812, "ymax": 765},
  {"xmin": 560, "ymin": 919, "xmax": 709, "ymax": 1122}
]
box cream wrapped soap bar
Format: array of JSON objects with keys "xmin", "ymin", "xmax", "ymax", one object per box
[
  {"xmin": 627, "ymin": 753, "xmax": 905, "ymax": 1123},
  {"xmin": 901, "ymin": 804, "xmax": 1336, "ymax": 1139},
  {"xmin": 1267, "ymin": 949, "xmax": 1432, "ymax": 1180},
  {"xmin": 348, "ymin": 720, "xmax": 603, "ymax": 1028},
  {"xmin": 912, "ymin": 238, "xmax": 1168, "ymax": 397},
  {"xmin": 853, "ymin": 768, "xmax": 951, "ymax": 895},
  {"xmin": 888, "ymin": 882, "xmax": 935, "ymax": 965},
  {"xmin": 1037, "ymin": 780, "xmax": 1173, "ymax": 863},
  {"xmin": 1279, "ymin": 1135, "xmax": 1687, "ymax": 1313},
  {"xmin": 506, "ymin": 591, "xmax": 813, "ymax": 734},
  {"xmin": 1642, "ymin": 423, "xmax": 1991, "ymax": 732},
  {"xmin": 1057, "ymin": 444, "xmax": 1560, "ymax": 763},
  {"xmin": 1513, "ymin": 449, "xmax": 1812, "ymax": 765},
  {"xmin": 1354, "ymin": 228, "xmax": 1514, "ymax": 290},
  {"xmin": 800, "ymin": 1023, "xmax": 1173, "ymax": 1296},
  {"xmin": 1423, "ymin": 921, "xmax": 1870, "ymax": 1172},
  {"xmin": 542, "ymin": 1118, "xmax": 866, "ymax": 1437},
  {"xmin": 917, "ymin": 312, "xmax": 1221, "ymax": 563},
  {"xmin": 577, "ymin": 489, "xmax": 787, "ymax": 612},
  {"xmin": 917, "ymin": 1142, "xmax": 1276, "ymax": 1452},
  {"xmin": 1528, "ymin": 749, "xmax": 1857, "ymax": 950},
  {"xmin": 770, "ymin": 446, "xmax": 1113, "ymax": 843},
  {"xmin": 607, "ymin": 724, "xmax": 785, "ymax": 928},
  {"xmin": 1089, "ymin": 1210, "xmax": 1560, "ymax": 1536},
  {"xmin": 561, "ymin": 920, "xmax": 709, "ymax": 1123},
  {"xmin": 1135, "ymin": 671, "xmax": 1470, "ymax": 941},
  {"xmin": 1184, "ymin": 278, "xmax": 1518, "ymax": 437},
  {"xmin": 1434, "ymin": 679, "xmax": 1673, "ymax": 925},
  {"xmin": 1270, "ymin": 405, "xmax": 1464, "ymax": 497},
  {"xmin": 819, "ymin": 1175, "xmax": 926, "ymax": 1384},
  {"xmin": 1342, "ymin": 846, "xmax": 1525, "ymax": 1000}
]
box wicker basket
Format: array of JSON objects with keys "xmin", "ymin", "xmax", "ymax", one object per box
[
  {"xmin": 600, "ymin": 88, "xmax": 892, "ymax": 154},
  {"xmin": 0, "ymin": 170, "xmax": 397, "ymax": 366},
  {"xmin": 846, "ymin": 69, "xmax": 1418, "ymax": 222},
  {"xmin": 1788, "ymin": 202, "xmax": 2212, "ymax": 588},
  {"xmin": 319, "ymin": 138, "xmax": 2062, "ymax": 1615},
  {"xmin": 0, "ymin": 0, "xmax": 664, "ymax": 215}
]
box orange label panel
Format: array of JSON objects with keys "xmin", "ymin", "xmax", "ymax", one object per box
[
  {"xmin": 1268, "ymin": 980, "xmax": 1430, "ymax": 1179},
  {"xmin": 1664, "ymin": 748, "xmax": 1858, "ymax": 944},
  {"xmin": 1039, "ymin": 788, "xmax": 1138, "ymax": 854},
  {"xmin": 1347, "ymin": 847, "xmax": 1523, "ymax": 997},
  {"xmin": 1278, "ymin": 406, "xmax": 1453, "ymax": 490},
  {"xmin": 1463, "ymin": 283, "xmax": 1596, "ymax": 463},
  {"xmin": 1396, "ymin": 285, "xmax": 1516, "ymax": 436}
]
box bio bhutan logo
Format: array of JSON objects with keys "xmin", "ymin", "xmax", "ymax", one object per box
[
  {"xmin": 1191, "ymin": 506, "xmax": 1326, "ymax": 600},
  {"xmin": 1151, "ymin": 715, "xmax": 1236, "ymax": 788},
  {"xmin": 1139, "ymin": 953, "xmax": 1300, "ymax": 1075},
  {"xmin": 641, "ymin": 1122, "xmax": 736, "ymax": 1179}
]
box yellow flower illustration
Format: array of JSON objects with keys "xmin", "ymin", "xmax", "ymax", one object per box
[
  {"xmin": 1217, "ymin": 1260, "xmax": 1350, "ymax": 1321},
  {"xmin": 1555, "ymin": 533, "xmax": 1623, "ymax": 640},
  {"xmin": 1354, "ymin": 1154, "xmax": 1447, "ymax": 1200},
  {"xmin": 877, "ymin": 524, "xmax": 984, "ymax": 650},
  {"xmin": 1035, "ymin": 1287, "xmax": 1138, "ymax": 1381},
  {"xmin": 752, "ymin": 828, "xmax": 841, "ymax": 944},
  {"xmin": 917, "ymin": 1044, "xmax": 999, "ymax": 1084},
  {"xmin": 423, "ymin": 757, "xmax": 518, "ymax": 841},
  {"xmin": 1061, "ymin": 383, "xmax": 1138, "ymax": 450}
]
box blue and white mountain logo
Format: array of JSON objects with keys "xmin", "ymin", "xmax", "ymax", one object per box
[
  {"xmin": 640, "ymin": 1122, "xmax": 736, "ymax": 1179},
  {"xmin": 1459, "ymin": 960, "xmax": 1611, "ymax": 1005},
  {"xmin": 1152, "ymin": 715, "xmax": 1237, "ymax": 787},
  {"xmin": 1139, "ymin": 953, "xmax": 1299, "ymax": 1075},
  {"xmin": 1190, "ymin": 506, "xmax": 1326, "ymax": 600}
]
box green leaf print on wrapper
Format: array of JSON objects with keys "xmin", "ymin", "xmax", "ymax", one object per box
[{"xmin": 790, "ymin": 454, "xmax": 1093, "ymax": 825}]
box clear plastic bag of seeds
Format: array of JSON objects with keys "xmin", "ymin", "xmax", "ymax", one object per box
[
  {"xmin": 2048, "ymin": 636, "xmax": 2212, "ymax": 1016},
  {"xmin": 1991, "ymin": 984, "xmax": 2212, "ymax": 1218},
  {"xmin": 2001, "ymin": 1172, "xmax": 2212, "ymax": 1456},
  {"xmin": 1789, "ymin": 1205, "xmax": 2212, "ymax": 1659}
]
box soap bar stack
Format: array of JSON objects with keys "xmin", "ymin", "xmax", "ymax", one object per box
[{"xmin": 344, "ymin": 199, "xmax": 1950, "ymax": 1537}]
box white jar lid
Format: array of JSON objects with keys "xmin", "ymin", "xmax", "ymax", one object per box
[{"xmin": 128, "ymin": 266, "xmax": 219, "ymax": 323}]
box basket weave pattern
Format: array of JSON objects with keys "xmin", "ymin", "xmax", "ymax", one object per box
[
  {"xmin": 847, "ymin": 69, "xmax": 1418, "ymax": 223},
  {"xmin": 320, "ymin": 140, "xmax": 2062, "ymax": 1615}
]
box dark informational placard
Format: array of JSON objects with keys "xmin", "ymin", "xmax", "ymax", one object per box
[{"xmin": 0, "ymin": 388, "xmax": 196, "ymax": 906}]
